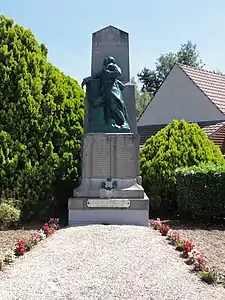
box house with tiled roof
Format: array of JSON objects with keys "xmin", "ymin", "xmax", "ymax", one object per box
[{"xmin": 138, "ymin": 64, "xmax": 225, "ymax": 153}]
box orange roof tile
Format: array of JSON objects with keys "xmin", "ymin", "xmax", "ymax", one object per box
[
  {"xmin": 203, "ymin": 122, "xmax": 225, "ymax": 149},
  {"xmin": 202, "ymin": 122, "xmax": 225, "ymax": 136},
  {"xmin": 138, "ymin": 121, "xmax": 225, "ymax": 146},
  {"xmin": 179, "ymin": 65, "xmax": 225, "ymax": 114}
]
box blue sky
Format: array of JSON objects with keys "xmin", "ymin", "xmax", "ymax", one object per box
[{"xmin": 1, "ymin": 0, "xmax": 225, "ymax": 85}]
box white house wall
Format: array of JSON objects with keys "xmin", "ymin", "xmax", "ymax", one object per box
[{"xmin": 138, "ymin": 65, "xmax": 225, "ymax": 126}]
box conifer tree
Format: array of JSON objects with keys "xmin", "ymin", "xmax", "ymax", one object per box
[{"xmin": 0, "ymin": 16, "xmax": 84, "ymax": 219}]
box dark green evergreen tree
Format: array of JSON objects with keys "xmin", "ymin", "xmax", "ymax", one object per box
[{"xmin": 0, "ymin": 16, "xmax": 84, "ymax": 219}]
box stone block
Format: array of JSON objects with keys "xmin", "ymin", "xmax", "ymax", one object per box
[
  {"xmin": 123, "ymin": 82, "xmax": 137, "ymax": 134},
  {"xmin": 68, "ymin": 209, "xmax": 149, "ymax": 226},
  {"xmin": 91, "ymin": 26, "xmax": 130, "ymax": 83},
  {"xmin": 68, "ymin": 195, "xmax": 149, "ymax": 226},
  {"xmin": 81, "ymin": 133, "xmax": 139, "ymax": 179}
]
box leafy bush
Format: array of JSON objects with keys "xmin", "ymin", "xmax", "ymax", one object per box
[
  {"xmin": 0, "ymin": 16, "xmax": 84, "ymax": 219},
  {"xmin": 0, "ymin": 201, "xmax": 20, "ymax": 229},
  {"xmin": 140, "ymin": 120, "xmax": 225, "ymax": 209},
  {"xmin": 176, "ymin": 163, "xmax": 225, "ymax": 219}
]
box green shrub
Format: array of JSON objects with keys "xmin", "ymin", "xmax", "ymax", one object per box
[
  {"xmin": 0, "ymin": 200, "xmax": 21, "ymax": 229},
  {"xmin": 140, "ymin": 120, "xmax": 225, "ymax": 210},
  {"xmin": 0, "ymin": 16, "xmax": 84, "ymax": 219},
  {"xmin": 176, "ymin": 163, "xmax": 225, "ymax": 219}
]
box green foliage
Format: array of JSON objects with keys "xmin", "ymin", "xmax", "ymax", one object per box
[
  {"xmin": 130, "ymin": 77, "xmax": 152, "ymax": 118},
  {"xmin": 0, "ymin": 201, "xmax": 20, "ymax": 229},
  {"xmin": 137, "ymin": 89, "xmax": 151, "ymax": 118},
  {"xmin": 200, "ymin": 268, "xmax": 217, "ymax": 284},
  {"xmin": 176, "ymin": 163, "xmax": 225, "ymax": 219},
  {"xmin": 0, "ymin": 16, "xmax": 84, "ymax": 219},
  {"xmin": 140, "ymin": 120, "xmax": 225, "ymax": 210},
  {"xmin": 138, "ymin": 41, "xmax": 204, "ymax": 95}
]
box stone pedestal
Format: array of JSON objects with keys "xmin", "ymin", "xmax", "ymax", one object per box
[
  {"xmin": 124, "ymin": 83, "xmax": 137, "ymax": 134},
  {"xmin": 68, "ymin": 133, "xmax": 149, "ymax": 226}
]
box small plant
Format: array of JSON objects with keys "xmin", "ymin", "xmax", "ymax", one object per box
[
  {"xmin": 200, "ymin": 267, "xmax": 217, "ymax": 284},
  {"xmin": 150, "ymin": 218, "xmax": 163, "ymax": 230},
  {"xmin": 186, "ymin": 248, "xmax": 200, "ymax": 264},
  {"xmin": 14, "ymin": 240, "xmax": 27, "ymax": 256},
  {"xmin": 175, "ymin": 241, "xmax": 185, "ymax": 252},
  {"xmin": 183, "ymin": 241, "xmax": 195, "ymax": 258},
  {"xmin": 24, "ymin": 240, "xmax": 35, "ymax": 251},
  {"xmin": 160, "ymin": 225, "xmax": 170, "ymax": 236},
  {"xmin": 172, "ymin": 231, "xmax": 182, "ymax": 243},
  {"xmin": 193, "ymin": 250, "xmax": 206, "ymax": 271},
  {"xmin": 43, "ymin": 223, "xmax": 53, "ymax": 237},
  {"xmin": 39, "ymin": 229, "xmax": 46, "ymax": 240},
  {"xmin": 48, "ymin": 218, "xmax": 60, "ymax": 230},
  {"xmin": 31, "ymin": 230, "xmax": 41, "ymax": 245},
  {"xmin": 3, "ymin": 250, "xmax": 15, "ymax": 264},
  {"xmin": 168, "ymin": 230, "xmax": 183, "ymax": 245}
]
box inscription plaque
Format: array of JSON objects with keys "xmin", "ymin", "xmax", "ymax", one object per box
[
  {"xmin": 116, "ymin": 136, "xmax": 137, "ymax": 178},
  {"xmin": 92, "ymin": 136, "xmax": 110, "ymax": 178},
  {"xmin": 87, "ymin": 199, "xmax": 130, "ymax": 208},
  {"xmin": 82, "ymin": 136, "xmax": 93, "ymax": 178},
  {"xmin": 82, "ymin": 134, "xmax": 138, "ymax": 179}
]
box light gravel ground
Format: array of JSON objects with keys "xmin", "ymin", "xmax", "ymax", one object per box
[{"xmin": 0, "ymin": 225, "xmax": 225, "ymax": 300}]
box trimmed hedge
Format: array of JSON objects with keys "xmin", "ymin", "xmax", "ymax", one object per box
[
  {"xmin": 140, "ymin": 120, "xmax": 225, "ymax": 210},
  {"xmin": 176, "ymin": 163, "xmax": 225, "ymax": 219}
]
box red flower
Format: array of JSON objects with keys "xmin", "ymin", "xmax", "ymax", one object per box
[
  {"xmin": 14, "ymin": 240, "xmax": 27, "ymax": 256},
  {"xmin": 43, "ymin": 223, "xmax": 53, "ymax": 237},
  {"xmin": 160, "ymin": 225, "xmax": 170, "ymax": 236},
  {"xmin": 183, "ymin": 241, "xmax": 195, "ymax": 256}
]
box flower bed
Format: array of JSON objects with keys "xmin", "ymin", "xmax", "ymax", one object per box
[
  {"xmin": 150, "ymin": 218, "xmax": 219, "ymax": 285},
  {"xmin": 0, "ymin": 218, "xmax": 59, "ymax": 271}
]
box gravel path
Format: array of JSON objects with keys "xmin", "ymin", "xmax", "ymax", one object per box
[{"xmin": 0, "ymin": 225, "xmax": 225, "ymax": 300}]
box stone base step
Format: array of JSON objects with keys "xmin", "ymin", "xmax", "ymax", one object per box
[
  {"xmin": 68, "ymin": 209, "xmax": 148, "ymax": 226},
  {"xmin": 68, "ymin": 196, "xmax": 149, "ymax": 210},
  {"xmin": 68, "ymin": 195, "xmax": 149, "ymax": 226}
]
